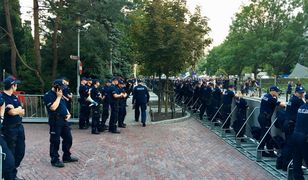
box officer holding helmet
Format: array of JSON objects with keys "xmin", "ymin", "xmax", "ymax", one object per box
[{"xmin": 43, "ymin": 79, "xmax": 78, "ymax": 168}]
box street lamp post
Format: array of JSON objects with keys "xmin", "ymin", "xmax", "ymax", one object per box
[
  {"xmin": 110, "ymin": 48, "xmax": 113, "ymax": 76},
  {"xmin": 76, "ymin": 14, "xmax": 81, "ymax": 96}
]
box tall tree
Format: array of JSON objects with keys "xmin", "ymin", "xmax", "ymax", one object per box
[
  {"xmin": 3, "ymin": 0, "xmax": 17, "ymax": 77},
  {"xmin": 202, "ymin": 0, "xmax": 307, "ymax": 76}
]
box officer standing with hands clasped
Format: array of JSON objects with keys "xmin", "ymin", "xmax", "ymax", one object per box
[
  {"xmin": 2, "ymin": 76, "xmax": 25, "ymax": 180},
  {"xmin": 109, "ymin": 78, "xmax": 122, "ymax": 134},
  {"xmin": 43, "ymin": 79, "xmax": 78, "ymax": 168},
  {"xmin": 0, "ymin": 92, "xmax": 15, "ymax": 180},
  {"xmin": 292, "ymin": 92, "xmax": 308, "ymax": 180},
  {"xmin": 133, "ymin": 80, "xmax": 150, "ymax": 127}
]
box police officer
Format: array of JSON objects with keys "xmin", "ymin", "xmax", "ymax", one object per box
[
  {"xmin": 199, "ymin": 82, "xmax": 212, "ymax": 120},
  {"xmin": 90, "ymin": 79, "xmax": 103, "ymax": 134},
  {"xmin": 258, "ymin": 86, "xmax": 285, "ymax": 157},
  {"xmin": 62, "ymin": 78, "xmax": 73, "ymax": 113},
  {"xmin": 0, "ymin": 92, "xmax": 15, "ymax": 180},
  {"xmin": 2, "ymin": 76, "xmax": 25, "ymax": 180},
  {"xmin": 109, "ymin": 78, "xmax": 122, "ymax": 133},
  {"xmin": 133, "ymin": 80, "xmax": 150, "ymax": 127},
  {"xmin": 78, "ymin": 77, "xmax": 90, "ymax": 129},
  {"xmin": 292, "ymin": 92, "xmax": 308, "ymax": 180},
  {"xmin": 286, "ymin": 81, "xmax": 293, "ymax": 102},
  {"xmin": 100, "ymin": 80, "xmax": 112, "ymax": 132},
  {"xmin": 232, "ymin": 92, "xmax": 248, "ymax": 140},
  {"xmin": 221, "ymin": 85, "xmax": 235, "ymax": 131},
  {"xmin": 211, "ymin": 83, "xmax": 222, "ymax": 121},
  {"xmin": 277, "ymin": 86, "xmax": 305, "ymax": 170},
  {"xmin": 118, "ymin": 80, "xmax": 128, "ymax": 128},
  {"xmin": 43, "ymin": 79, "xmax": 78, "ymax": 168}
]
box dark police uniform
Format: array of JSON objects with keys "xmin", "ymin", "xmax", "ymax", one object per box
[
  {"xmin": 232, "ymin": 97, "xmax": 248, "ymax": 137},
  {"xmin": 0, "ymin": 93, "xmax": 15, "ymax": 180},
  {"xmin": 90, "ymin": 83, "xmax": 102, "ymax": 134},
  {"xmin": 100, "ymin": 83, "xmax": 112, "ymax": 131},
  {"xmin": 257, "ymin": 92, "xmax": 280, "ymax": 156},
  {"xmin": 62, "ymin": 85, "xmax": 72, "ymax": 113},
  {"xmin": 211, "ymin": 85, "xmax": 222, "ymax": 121},
  {"xmin": 132, "ymin": 83, "xmax": 150, "ymax": 126},
  {"xmin": 2, "ymin": 92, "xmax": 25, "ymax": 178},
  {"xmin": 199, "ymin": 84, "xmax": 212, "ymax": 120},
  {"xmin": 278, "ymin": 94, "xmax": 305, "ymax": 170},
  {"xmin": 292, "ymin": 98, "xmax": 308, "ymax": 180},
  {"xmin": 118, "ymin": 83, "xmax": 127, "ymax": 128},
  {"xmin": 78, "ymin": 83, "xmax": 91, "ymax": 129},
  {"xmin": 109, "ymin": 84, "xmax": 121, "ymax": 133},
  {"xmin": 44, "ymin": 90, "xmax": 73, "ymax": 165},
  {"xmin": 221, "ymin": 88, "xmax": 235, "ymax": 129}
]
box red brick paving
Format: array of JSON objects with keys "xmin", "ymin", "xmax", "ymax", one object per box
[{"xmin": 18, "ymin": 119, "xmax": 275, "ymax": 180}]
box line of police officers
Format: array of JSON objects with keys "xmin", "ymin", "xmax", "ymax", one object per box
[
  {"xmin": 0, "ymin": 75, "xmax": 149, "ymax": 177},
  {"xmin": 78, "ymin": 77, "xmax": 130, "ymax": 134},
  {"xmin": 174, "ymin": 78, "xmax": 308, "ymax": 180}
]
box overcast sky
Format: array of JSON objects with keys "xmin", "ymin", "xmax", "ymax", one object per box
[
  {"xmin": 186, "ymin": 0, "xmax": 248, "ymax": 47},
  {"xmin": 20, "ymin": 0, "xmax": 248, "ymax": 47}
]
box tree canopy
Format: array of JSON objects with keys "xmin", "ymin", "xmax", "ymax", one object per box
[{"xmin": 201, "ymin": 0, "xmax": 307, "ymax": 77}]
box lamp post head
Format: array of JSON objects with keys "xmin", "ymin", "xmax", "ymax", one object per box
[{"xmin": 76, "ymin": 13, "xmax": 81, "ymax": 26}]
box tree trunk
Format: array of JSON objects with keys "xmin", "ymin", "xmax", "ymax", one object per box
[
  {"xmin": 158, "ymin": 75, "xmax": 162, "ymax": 114},
  {"xmin": 51, "ymin": 0, "xmax": 63, "ymax": 80},
  {"xmin": 164, "ymin": 76, "xmax": 169, "ymax": 113},
  {"xmin": 33, "ymin": 0, "xmax": 41, "ymax": 73},
  {"xmin": 4, "ymin": 0, "xmax": 17, "ymax": 77},
  {"xmin": 33, "ymin": 0, "xmax": 45, "ymax": 93}
]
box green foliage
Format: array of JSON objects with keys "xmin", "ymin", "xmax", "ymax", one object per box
[
  {"xmin": 0, "ymin": 0, "xmax": 39, "ymax": 92},
  {"xmin": 201, "ymin": 0, "xmax": 307, "ymax": 77},
  {"xmin": 128, "ymin": 0, "xmax": 211, "ymax": 77}
]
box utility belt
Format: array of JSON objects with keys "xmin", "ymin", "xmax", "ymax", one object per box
[
  {"xmin": 49, "ymin": 113, "xmax": 66, "ymax": 121},
  {"xmin": 3, "ymin": 122, "xmax": 22, "ymax": 129},
  {"xmin": 261, "ymin": 111, "xmax": 272, "ymax": 120}
]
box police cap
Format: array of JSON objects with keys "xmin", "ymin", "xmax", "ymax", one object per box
[
  {"xmin": 4, "ymin": 76, "xmax": 21, "ymax": 86},
  {"xmin": 269, "ymin": 86, "xmax": 280, "ymax": 92},
  {"xmin": 295, "ymin": 86, "xmax": 305, "ymax": 93}
]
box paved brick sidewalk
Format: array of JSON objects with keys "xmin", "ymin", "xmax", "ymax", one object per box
[{"xmin": 17, "ymin": 118, "xmax": 275, "ymax": 180}]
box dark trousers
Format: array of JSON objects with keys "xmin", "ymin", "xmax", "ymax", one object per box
[
  {"xmin": 118, "ymin": 104, "xmax": 127, "ymax": 126},
  {"xmin": 135, "ymin": 103, "xmax": 147, "ymax": 123},
  {"xmin": 48, "ymin": 116, "xmax": 72, "ymax": 163},
  {"xmin": 109, "ymin": 101, "xmax": 119, "ymax": 132},
  {"xmin": 233, "ymin": 110, "xmax": 246, "ymax": 137},
  {"xmin": 205, "ymin": 105, "xmax": 213, "ymax": 121},
  {"xmin": 258, "ymin": 114, "xmax": 274, "ymax": 151},
  {"xmin": 222, "ymin": 104, "xmax": 231, "ymax": 129},
  {"xmin": 199, "ymin": 102, "xmax": 207, "ymax": 120},
  {"xmin": 3, "ymin": 124, "xmax": 25, "ymax": 178},
  {"xmin": 79, "ymin": 104, "xmax": 90, "ymax": 128},
  {"xmin": 292, "ymin": 132, "xmax": 308, "ymax": 180},
  {"xmin": 91, "ymin": 105, "xmax": 100, "ymax": 132},
  {"xmin": 101, "ymin": 103, "xmax": 110, "ymax": 126},
  {"xmin": 0, "ymin": 136, "xmax": 15, "ymax": 180}
]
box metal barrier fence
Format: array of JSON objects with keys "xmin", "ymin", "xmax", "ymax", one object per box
[
  {"xmin": 177, "ymin": 94, "xmax": 308, "ymax": 180},
  {"xmin": 20, "ymin": 94, "xmax": 80, "ymax": 119},
  {"xmin": 148, "ymin": 90, "xmax": 185, "ymax": 121}
]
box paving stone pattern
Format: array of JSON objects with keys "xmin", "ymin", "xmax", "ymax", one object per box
[{"xmin": 18, "ymin": 118, "xmax": 275, "ymax": 180}]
